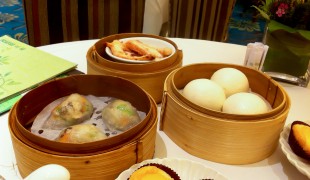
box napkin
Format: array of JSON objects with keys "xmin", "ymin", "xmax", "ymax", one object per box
[{"xmin": 244, "ymin": 42, "xmax": 269, "ymax": 71}]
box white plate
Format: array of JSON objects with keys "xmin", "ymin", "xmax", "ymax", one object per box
[
  {"xmin": 116, "ymin": 158, "xmax": 227, "ymax": 180},
  {"xmin": 105, "ymin": 37, "xmax": 176, "ymax": 64},
  {"xmin": 279, "ymin": 122, "xmax": 310, "ymax": 178}
]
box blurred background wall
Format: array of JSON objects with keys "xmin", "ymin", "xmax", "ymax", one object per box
[
  {"xmin": 0, "ymin": 0, "xmax": 265, "ymax": 46},
  {"xmin": 0, "ymin": 0, "xmax": 28, "ymax": 43}
]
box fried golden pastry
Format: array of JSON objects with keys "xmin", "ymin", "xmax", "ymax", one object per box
[
  {"xmin": 106, "ymin": 40, "xmax": 152, "ymax": 60},
  {"xmin": 43, "ymin": 93, "xmax": 93, "ymax": 130},
  {"xmin": 157, "ymin": 47, "xmax": 173, "ymax": 57},
  {"xmin": 124, "ymin": 40, "xmax": 164, "ymax": 59}
]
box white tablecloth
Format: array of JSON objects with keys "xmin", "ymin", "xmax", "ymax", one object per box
[{"xmin": 1, "ymin": 38, "xmax": 310, "ymax": 180}]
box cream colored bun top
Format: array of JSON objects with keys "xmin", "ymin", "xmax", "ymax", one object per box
[
  {"xmin": 183, "ymin": 78, "xmax": 226, "ymax": 111},
  {"xmin": 222, "ymin": 92, "xmax": 269, "ymax": 115},
  {"xmin": 211, "ymin": 67, "xmax": 249, "ymax": 97}
]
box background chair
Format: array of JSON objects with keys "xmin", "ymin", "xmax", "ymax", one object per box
[
  {"xmin": 23, "ymin": 0, "xmax": 145, "ymax": 47},
  {"xmin": 166, "ymin": 0, "xmax": 236, "ymax": 42}
]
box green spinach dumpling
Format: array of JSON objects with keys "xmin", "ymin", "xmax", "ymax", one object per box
[{"xmin": 102, "ymin": 99, "xmax": 141, "ymax": 131}]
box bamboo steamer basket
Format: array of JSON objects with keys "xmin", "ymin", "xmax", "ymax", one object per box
[
  {"xmin": 160, "ymin": 63, "xmax": 291, "ymax": 165},
  {"xmin": 8, "ymin": 75, "xmax": 158, "ymax": 179},
  {"xmin": 86, "ymin": 33, "xmax": 183, "ymax": 103}
]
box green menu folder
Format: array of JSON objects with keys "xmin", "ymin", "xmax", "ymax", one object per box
[{"xmin": 0, "ymin": 35, "xmax": 77, "ymax": 106}]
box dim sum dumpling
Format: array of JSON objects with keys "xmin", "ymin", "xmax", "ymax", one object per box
[
  {"xmin": 56, "ymin": 124, "xmax": 107, "ymax": 143},
  {"xmin": 101, "ymin": 99, "xmax": 141, "ymax": 131},
  {"xmin": 43, "ymin": 93, "xmax": 94, "ymax": 130}
]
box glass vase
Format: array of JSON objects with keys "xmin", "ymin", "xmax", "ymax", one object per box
[{"xmin": 262, "ymin": 22, "xmax": 310, "ymax": 87}]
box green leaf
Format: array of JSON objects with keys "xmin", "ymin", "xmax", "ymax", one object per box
[
  {"xmin": 252, "ymin": 5, "xmax": 270, "ymax": 21},
  {"xmin": 265, "ymin": 0, "xmax": 273, "ymax": 7},
  {"xmin": 268, "ymin": 20, "xmax": 310, "ymax": 40},
  {"xmin": 298, "ymin": 30, "xmax": 310, "ymax": 41}
]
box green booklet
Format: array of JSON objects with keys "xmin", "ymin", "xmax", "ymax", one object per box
[{"xmin": 0, "ymin": 35, "xmax": 77, "ymax": 109}]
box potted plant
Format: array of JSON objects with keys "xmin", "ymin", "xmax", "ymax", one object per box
[{"xmin": 253, "ymin": 0, "xmax": 310, "ymax": 87}]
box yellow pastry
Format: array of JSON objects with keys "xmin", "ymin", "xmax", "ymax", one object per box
[
  {"xmin": 129, "ymin": 164, "xmax": 180, "ymax": 180},
  {"xmin": 288, "ymin": 121, "xmax": 310, "ymax": 160}
]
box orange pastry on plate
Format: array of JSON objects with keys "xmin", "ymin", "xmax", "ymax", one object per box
[
  {"xmin": 288, "ymin": 121, "xmax": 310, "ymax": 160},
  {"xmin": 129, "ymin": 163, "xmax": 180, "ymax": 180}
]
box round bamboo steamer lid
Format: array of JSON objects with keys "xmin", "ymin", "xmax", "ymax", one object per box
[
  {"xmin": 8, "ymin": 75, "xmax": 158, "ymax": 179},
  {"xmin": 86, "ymin": 33, "xmax": 183, "ymax": 103},
  {"xmin": 160, "ymin": 63, "xmax": 291, "ymax": 164}
]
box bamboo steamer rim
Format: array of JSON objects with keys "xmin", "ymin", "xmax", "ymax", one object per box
[
  {"xmin": 162, "ymin": 70, "xmax": 290, "ymax": 125},
  {"xmin": 9, "ymin": 97, "xmax": 158, "ymax": 156},
  {"xmin": 90, "ymin": 45, "xmax": 179, "ymax": 72},
  {"xmin": 166, "ymin": 63, "xmax": 289, "ymax": 120},
  {"xmin": 10, "ymin": 99, "xmax": 158, "ymax": 179},
  {"xmin": 10, "ymin": 74, "xmax": 157, "ymax": 155},
  {"xmin": 87, "ymin": 47, "xmax": 183, "ymax": 76},
  {"xmin": 12, "ymin": 98, "xmax": 156, "ymax": 156},
  {"xmin": 170, "ymin": 63, "xmax": 288, "ymax": 120},
  {"xmin": 91, "ymin": 33, "xmax": 180, "ymax": 72},
  {"xmin": 160, "ymin": 63, "xmax": 291, "ymax": 164}
]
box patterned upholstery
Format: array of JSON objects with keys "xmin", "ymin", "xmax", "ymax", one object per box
[
  {"xmin": 168, "ymin": 0, "xmax": 236, "ymax": 42},
  {"xmin": 23, "ymin": 0, "xmax": 145, "ymax": 46}
]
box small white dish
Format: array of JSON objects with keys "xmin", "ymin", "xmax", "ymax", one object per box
[
  {"xmin": 105, "ymin": 37, "xmax": 176, "ymax": 64},
  {"xmin": 116, "ymin": 158, "xmax": 227, "ymax": 180},
  {"xmin": 279, "ymin": 122, "xmax": 310, "ymax": 178}
]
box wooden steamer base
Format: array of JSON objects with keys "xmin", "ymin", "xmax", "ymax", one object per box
[
  {"xmin": 160, "ymin": 63, "xmax": 291, "ymax": 165},
  {"xmin": 9, "ymin": 75, "xmax": 158, "ymax": 180}
]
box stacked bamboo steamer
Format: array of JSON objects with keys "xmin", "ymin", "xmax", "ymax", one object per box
[
  {"xmin": 8, "ymin": 75, "xmax": 158, "ymax": 180},
  {"xmin": 160, "ymin": 63, "xmax": 290, "ymax": 165},
  {"xmin": 86, "ymin": 33, "xmax": 183, "ymax": 103}
]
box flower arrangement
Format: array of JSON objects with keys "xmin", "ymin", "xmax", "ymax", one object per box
[
  {"xmin": 253, "ymin": 0, "xmax": 310, "ymax": 87},
  {"xmin": 253, "ymin": 0, "xmax": 310, "ymax": 32}
]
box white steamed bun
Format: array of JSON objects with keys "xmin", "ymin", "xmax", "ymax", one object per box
[
  {"xmin": 183, "ymin": 78, "xmax": 226, "ymax": 111},
  {"xmin": 222, "ymin": 92, "xmax": 269, "ymax": 115},
  {"xmin": 211, "ymin": 68, "xmax": 249, "ymax": 97}
]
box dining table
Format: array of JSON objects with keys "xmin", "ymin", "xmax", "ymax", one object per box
[{"xmin": 0, "ymin": 38, "xmax": 310, "ymax": 180}]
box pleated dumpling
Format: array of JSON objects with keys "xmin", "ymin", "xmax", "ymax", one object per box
[
  {"xmin": 43, "ymin": 93, "xmax": 94, "ymax": 130},
  {"xmin": 101, "ymin": 99, "xmax": 141, "ymax": 131},
  {"xmin": 57, "ymin": 124, "xmax": 107, "ymax": 143}
]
